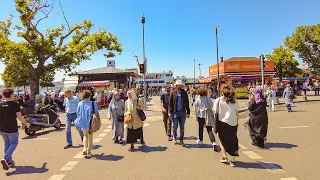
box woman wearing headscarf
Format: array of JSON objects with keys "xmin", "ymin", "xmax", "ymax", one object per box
[
  {"xmin": 247, "ymin": 87, "xmax": 268, "ymax": 148},
  {"xmin": 283, "ymin": 84, "xmax": 294, "ymax": 112},
  {"xmin": 213, "ymin": 84, "xmax": 240, "ymax": 167},
  {"xmin": 125, "ymin": 90, "xmax": 144, "ymax": 152},
  {"xmin": 108, "ymin": 92, "xmax": 125, "ymax": 144}
]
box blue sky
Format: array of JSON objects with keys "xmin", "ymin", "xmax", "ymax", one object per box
[{"xmin": 1, "ymin": 0, "xmax": 320, "ymax": 84}]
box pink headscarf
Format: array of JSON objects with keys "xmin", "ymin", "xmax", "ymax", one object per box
[{"xmin": 254, "ymin": 87, "xmax": 263, "ymax": 103}]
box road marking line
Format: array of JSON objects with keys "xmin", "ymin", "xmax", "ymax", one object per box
[
  {"xmin": 74, "ymin": 151, "xmax": 84, "ymax": 159},
  {"xmin": 259, "ymin": 162, "xmax": 285, "ymax": 173},
  {"xmin": 93, "ymin": 138, "xmax": 102, "ymax": 143},
  {"xmin": 103, "ymin": 129, "xmax": 111, "ymax": 133},
  {"xmin": 60, "ymin": 161, "xmax": 79, "ymax": 171},
  {"xmin": 243, "ymin": 151, "xmax": 263, "ymax": 160},
  {"xmin": 48, "ymin": 174, "xmax": 66, "ymax": 180},
  {"xmin": 143, "ymin": 123, "xmax": 149, "ymax": 127},
  {"xmin": 107, "ymin": 125, "xmax": 112, "ymax": 129},
  {"xmin": 27, "ymin": 138, "xmax": 50, "ymax": 141},
  {"xmin": 98, "ymin": 133, "xmax": 108, "ymax": 138},
  {"xmin": 238, "ymin": 143, "xmax": 248, "ymax": 150},
  {"xmin": 280, "ymin": 177, "xmax": 298, "ymax": 180},
  {"xmin": 278, "ymin": 126, "xmax": 309, "ymax": 129}
]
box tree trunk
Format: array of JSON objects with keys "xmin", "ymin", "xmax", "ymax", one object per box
[
  {"xmin": 279, "ymin": 59, "xmax": 283, "ymax": 82},
  {"xmin": 29, "ymin": 76, "xmax": 40, "ymax": 101}
]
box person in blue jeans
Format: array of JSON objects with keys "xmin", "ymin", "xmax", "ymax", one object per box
[
  {"xmin": 63, "ymin": 90, "xmax": 84, "ymax": 149},
  {"xmin": 0, "ymin": 89, "xmax": 31, "ymax": 170},
  {"xmin": 168, "ymin": 80, "xmax": 190, "ymax": 146}
]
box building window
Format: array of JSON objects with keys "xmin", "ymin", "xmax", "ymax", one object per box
[
  {"xmin": 153, "ymin": 81, "xmax": 158, "ymax": 83},
  {"xmin": 166, "ymin": 74, "xmax": 171, "ymax": 77},
  {"xmin": 159, "ymin": 80, "xmax": 165, "ymax": 83}
]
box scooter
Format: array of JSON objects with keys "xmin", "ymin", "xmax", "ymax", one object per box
[{"xmin": 21, "ymin": 105, "xmax": 61, "ymax": 136}]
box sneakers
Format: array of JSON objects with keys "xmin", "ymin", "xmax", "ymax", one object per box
[
  {"xmin": 1, "ymin": 159, "xmax": 9, "ymax": 170},
  {"xmin": 128, "ymin": 146, "xmax": 134, "ymax": 152},
  {"xmin": 173, "ymin": 137, "xmax": 178, "ymax": 145},
  {"xmin": 83, "ymin": 148, "xmax": 88, "ymax": 156},
  {"xmin": 64, "ymin": 144, "xmax": 73, "ymax": 149},
  {"xmin": 213, "ymin": 145, "xmax": 218, "ymax": 152},
  {"xmin": 168, "ymin": 136, "xmax": 173, "ymax": 141},
  {"xmin": 8, "ymin": 161, "xmax": 15, "ymax": 168},
  {"xmin": 180, "ymin": 140, "xmax": 185, "ymax": 147},
  {"xmin": 229, "ymin": 161, "xmax": 236, "ymax": 167},
  {"xmin": 196, "ymin": 139, "xmax": 203, "ymax": 144},
  {"xmin": 220, "ymin": 157, "xmax": 228, "ymax": 163},
  {"xmin": 85, "ymin": 153, "xmax": 93, "ymax": 159}
]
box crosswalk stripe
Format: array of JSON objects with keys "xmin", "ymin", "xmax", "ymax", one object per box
[
  {"xmin": 74, "ymin": 151, "xmax": 84, "ymax": 159},
  {"xmin": 98, "ymin": 133, "xmax": 108, "ymax": 138},
  {"xmin": 60, "ymin": 161, "xmax": 79, "ymax": 171},
  {"xmin": 93, "ymin": 138, "xmax": 103, "ymax": 143},
  {"xmin": 278, "ymin": 126, "xmax": 309, "ymax": 129},
  {"xmin": 242, "ymin": 151, "xmax": 263, "ymax": 160},
  {"xmin": 259, "ymin": 162, "xmax": 285, "ymax": 173},
  {"xmin": 238, "ymin": 143, "xmax": 248, "ymax": 150},
  {"xmin": 48, "ymin": 174, "xmax": 66, "ymax": 180},
  {"xmin": 103, "ymin": 129, "xmax": 111, "ymax": 133}
]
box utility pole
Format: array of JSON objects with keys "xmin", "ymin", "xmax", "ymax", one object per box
[
  {"xmin": 141, "ymin": 14, "xmax": 146, "ymax": 108},
  {"xmin": 260, "ymin": 54, "xmax": 265, "ymax": 92},
  {"xmin": 193, "ymin": 58, "xmax": 196, "ymax": 86},
  {"xmin": 213, "ymin": 26, "xmax": 220, "ymax": 96}
]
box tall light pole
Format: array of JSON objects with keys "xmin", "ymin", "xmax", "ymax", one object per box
[
  {"xmin": 141, "ymin": 14, "xmax": 146, "ymax": 108},
  {"xmin": 193, "ymin": 58, "xmax": 196, "ymax": 86},
  {"xmin": 214, "ymin": 26, "xmax": 220, "ymax": 97}
]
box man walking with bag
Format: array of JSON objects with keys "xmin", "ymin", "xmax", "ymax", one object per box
[
  {"xmin": 169, "ymin": 80, "xmax": 190, "ymax": 146},
  {"xmin": 63, "ymin": 90, "xmax": 84, "ymax": 149}
]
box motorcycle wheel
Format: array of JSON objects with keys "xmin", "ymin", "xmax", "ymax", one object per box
[
  {"xmin": 25, "ymin": 127, "xmax": 36, "ymax": 136},
  {"xmin": 54, "ymin": 119, "xmax": 62, "ymax": 129}
]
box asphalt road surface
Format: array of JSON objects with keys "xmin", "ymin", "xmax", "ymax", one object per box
[{"xmin": 0, "ymin": 98, "xmax": 319, "ymax": 180}]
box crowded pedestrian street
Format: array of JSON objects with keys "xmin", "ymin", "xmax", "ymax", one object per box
[
  {"xmin": 0, "ymin": 96, "xmax": 319, "ymax": 180},
  {"xmin": 1, "ymin": 1, "xmax": 320, "ymax": 180}
]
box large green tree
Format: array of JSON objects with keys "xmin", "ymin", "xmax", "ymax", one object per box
[
  {"xmin": 266, "ymin": 45, "xmax": 303, "ymax": 80},
  {"xmin": 0, "ymin": 0, "xmax": 122, "ymax": 99},
  {"xmin": 285, "ymin": 24, "xmax": 320, "ymax": 77}
]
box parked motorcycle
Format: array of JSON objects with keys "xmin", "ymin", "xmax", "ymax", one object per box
[{"xmin": 22, "ymin": 105, "xmax": 61, "ymax": 136}]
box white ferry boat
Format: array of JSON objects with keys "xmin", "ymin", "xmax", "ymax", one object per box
[{"xmin": 135, "ymin": 71, "xmax": 174, "ymax": 87}]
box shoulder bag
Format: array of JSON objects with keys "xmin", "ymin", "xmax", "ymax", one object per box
[
  {"xmin": 137, "ymin": 99, "xmax": 146, "ymax": 121},
  {"xmin": 205, "ymin": 97, "xmax": 214, "ymax": 127},
  {"xmin": 114, "ymin": 101, "xmax": 124, "ymax": 122},
  {"xmin": 213, "ymin": 97, "xmax": 220, "ymax": 134},
  {"xmin": 90, "ymin": 101, "xmax": 101, "ymax": 133},
  {"xmin": 124, "ymin": 101, "xmax": 132, "ymax": 124}
]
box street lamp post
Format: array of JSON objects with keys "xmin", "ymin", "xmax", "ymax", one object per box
[
  {"xmin": 213, "ymin": 26, "xmax": 220, "ymax": 97},
  {"xmin": 193, "ymin": 58, "xmax": 196, "ymax": 86},
  {"xmin": 141, "ymin": 14, "xmax": 146, "ymax": 108}
]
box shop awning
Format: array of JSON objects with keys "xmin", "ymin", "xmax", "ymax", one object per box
[{"xmin": 79, "ymin": 81, "xmax": 111, "ymax": 87}]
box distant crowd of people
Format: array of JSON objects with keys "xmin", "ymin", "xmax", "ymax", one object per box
[{"xmin": 0, "ymin": 78, "xmax": 318, "ymax": 170}]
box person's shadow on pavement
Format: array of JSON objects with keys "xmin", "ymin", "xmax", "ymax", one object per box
[
  {"xmin": 264, "ymin": 142, "xmax": 298, "ymax": 149},
  {"xmin": 93, "ymin": 153, "xmax": 124, "ymax": 161},
  {"xmin": 6, "ymin": 163, "xmax": 48, "ymax": 176},
  {"xmin": 138, "ymin": 145, "xmax": 168, "ymax": 153}
]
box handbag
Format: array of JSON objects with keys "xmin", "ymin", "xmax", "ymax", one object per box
[
  {"xmin": 213, "ymin": 97, "xmax": 220, "ymax": 134},
  {"xmin": 114, "ymin": 101, "xmax": 124, "ymax": 122},
  {"xmin": 205, "ymin": 97, "xmax": 214, "ymax": 127},
  {"xmin": 124, "ymin": 114, "xmax": 132, "ymax": 124},
  {"xmin": 90, "ymin": 101, "xmax": 101, "ymax": 133},
  {"xmin": 137, "ymin": 99, "xmax": 146, "ymax": 121}
]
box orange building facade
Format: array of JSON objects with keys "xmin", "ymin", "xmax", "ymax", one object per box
[{"xmin": 200, "ymin": 57, "xmax": 275, "ymax": 85}]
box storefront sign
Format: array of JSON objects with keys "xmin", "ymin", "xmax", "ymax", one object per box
[{"xmin": 209, "ymin": 60, "xmax": 274, "ymax": 75}]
